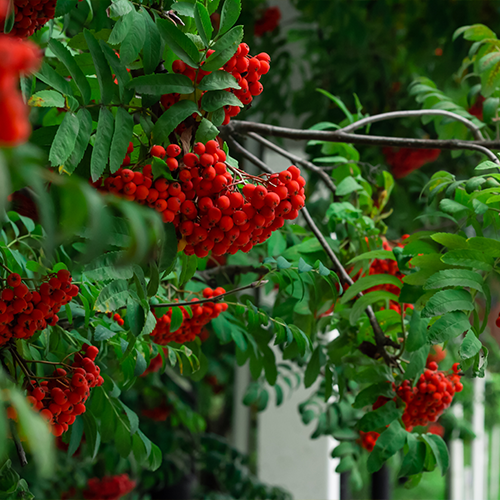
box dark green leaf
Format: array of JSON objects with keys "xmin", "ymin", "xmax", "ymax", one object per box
[
  {"xmin": 428, "ymin": 312, "xmax": 472, "ymax": 344},
  {"xmin": 219, "ymin": 0, "xmax": 241, "ymax": 37},
  {"xmin": 202, "ymin": 26, "xmax": 243, "ymax": 72},
  {"xmin": 304, "ymin": 347, "xmax": 321, "ymax": 388},
  {"xmin": 194, "ymin": 118, "xmax": 219, "ymax": 143},
  {"xmin": 28, "ymin": 90, "xmax": 65, "ymax": 108},
  {"xmin": 399, "ymin": 436, "xmax": 426, "ymax": 477},
  {"xmin": 109, "ymin": 107, "xmax": 134, "ymax": 173},
  {"xmin": 153, "ymin": 100, "xmax": 201, "ymax": 144},
  {"xmin": 201, "ymin": 90, "xmax": 243, "ymax": 112},
  {"xmin": 406, "ymin": 309, "xmax": 430, "ymax": 352},
  {"xmin": 170, "ymin": 307, "xmax": 184, "ymax": 333},
  {"xmin": 424, "ymin": 269, "xmax": 483, "ymax": 292},
  {"xmin": 159, "ymin": 224, "xmax": 178, "ymax": 274},
  {"xmin": 127, "ymin": 298, "xmax": 145, "ymax": 337},
  {"xmin": 157, "ymin": 18, "xmax": 200, "ymax": 67},
  {"xmin": 95, "ymin": 280, "xmax": 130, "ymax": 311},
  {"xmin": 194, "ymin": 2, "xmax": 213, "ymax": 46},
  {"xmin": 141, "ymin": 8, "xmax": 164, "ymax": 74},
  {"xmin": 127, "ymin": 73, "xmax": 195, "ymax": 95},
  {"xmin": 349, "ymin": 291, "xmax": 400, "ymax": 325},
  {"xmin": 459, "ymin": 330, "xmax": 482, "ymax": 359},
  {"xmin": 91, "ymin": 107, "xmax": 114, "ymax": 181},
  {"xmin": 422, "ymin": 434, "xmax": 449, "ymax": 475},
  {"xmin": 36, "ymin": 62, "xmax": 74, "ymax": 96},
  {"xmin": 341, "ymin": 274, "xmax": 402, "ymax": 303},
  {"xmin": 49, "ymin": 112, "xmax": 80, "ymax": 167},
  {"xmin": 100, "ymin": 41, "xmax": 134, "ymax": 103},
  {"xmin": 441, "ymin": 249, "xmax": 493, "ymax": 271},
  {"xmin": 421, "ymin": 289, "xmax": 474, "ymax": 318},
  {"xmin": 84, "ymin": 29, "xmax": 114, "ymax": 105},
  {"xmin": 65, "ymin": 108, "xmax": 93, "ymax": 174},
  {"xmin": 49, "ymin": 39, "xmax": 91, "ymax": 104},
  {"xmin": 198, "ymin": 70, "xmax": 240, "ymax": 91},
  {"xmin": 367, "ymin": 421, "xmax": 407, "ymax": 473},
  {"xmin": 353, "ymin": 382, "xmax": 395, "ymax": 409},
  {"xmin": 405, "ymin": 345, "xmax": 430, "ymax": 380},
  {"xmin": 120, "ymin": 10, "xmax": 146, "ymax": 66},
  {"xmin": 357, "ymin": 401, "xmax": 404, "ymax": 432}
]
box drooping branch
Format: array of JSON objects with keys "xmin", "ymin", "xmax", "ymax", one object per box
[
  {"xmin": 338, "ymin": 109, "xmax": 485, "ymax": 141},
  {"xmin": 221, "ymin": 134, "xmax": 274, "ymax": 174},
  {"xmin": 245, "ymin": 131, "xmax": 337, "ymax": 194},
  {"xmin": 223, "ymin": 120, "xmax": 500, "ymax": 164},
  {"xmin": 226, "ymin": 138, "xmax": 397, "ymax": 365}
]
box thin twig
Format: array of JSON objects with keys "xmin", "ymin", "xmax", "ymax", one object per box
[
  {"xmin": 221, "ymin": 134, "xmax": 273, "ymax": 174},
  {"xmin": 10, "ymin": 421, "xmax": 28, "ymax": 467},
  {"xmin": 338, "ymin": 109, "xmax": 485, "ymax": 141},
  {"xmin": 245, "ymin": 132, "xmax": 337, "ymax": 194},
  {"xmin": 151, "ymin": 280, "xmax": 269, "ymax": 308}
]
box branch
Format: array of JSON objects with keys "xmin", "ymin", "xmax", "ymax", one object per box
[
  {"xmin": 301, "ymin": 207, "xmax": 397, "ymax": 367},
  {"xmin": 151, "ymin": 280, "xmax": 268, "ymax": 308},
  {"xmin": 245, "ymin": 131, "xmax": 337, "ymax": 194},
  {"xmin": 338, "ymin": 109, "xmax": 485, "ymax": 141},
  {"xmin": 223, "ymin": 121, "xmax": 500, "ymax": 164}
]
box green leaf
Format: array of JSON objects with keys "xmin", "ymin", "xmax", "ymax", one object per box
[
  {"xmin": 422, "ymin": 434, "xmax": 449, "ymax": 475},
  {"xmin": 421, "ymin": 289, "xmax": 474, "ymax": 318},
  {"xmin": 179, "ymin": 254, "xmax": 198, "ymax": 287},
  {"xmin": 65, "ymin": 108, "xmax": 93, "ymax": 174},
  {"xmin": 157, "ymin": 18, "xmax": 200, "ymax": 67},
  {"xmin": 198, "ymin": 70, "xmax": 240, "ymax": 91},
  {"xmin": 367, "ymin": 421, "xmax": 407, "ymax": 473},
  {"xmin": 399, "ymin": 435, "xmax": 426, "ymax": 477},
  {"xmin": 427, "ymin": 311, "xmax": 470, "ymax": 344},
  {"xmin": 94, "ymin": 324, "xmax": 117, "ymax": 341},
  {"xmin": 405, "ymin": 345, "xmax": 430, "ymax": 380},
  {"xmin": 349, "ymin": 291, "xmax": 400, "ymax": 325},
  {"xmin": 49, "ymin": 39, "xmax": 92, "ymax": 104},
  {"xmin": 115, "ymin": 420, "xmax": 132, "ymax": 457},
  {"xmin": 347, "ymin": 249, "xmax": 395, "ymax": 265},
  {"xmin": 49, "ymin": 112, "xmax": 80, "ymax": 167},
  {"xmin": 159, "ymin": 224, "xmax": 178, "ymax": 273},
  {"xmin": 304, "ymin": 347, "xmax": 321, "ymax": 388},
  {"xmin": 202, "ymin": 26, "xmax": 243, "ymax": 72},
  {"xmin": 341, "ymin": 274, "xmax": 402, "ymax": 303},
  {"xmin": 406, "ymin": 309, "xmax": 430, "ymax": 352},
  {"xmin": 153, "ymin": 100, "xmax": 201, "ymax": 144},
  {"xmin": 430, "ymin": 232, "xmax": 469, "ymax": 249},
  {"xmin": 468, "ymin": 237, "xmax": 500, "ymax": 257},
  {"xmin": 100, "ymin": 41, "xmax": 134, "ymax": 103},
  {"xmin": 95, "ymin": 279, "xmax": 130, "ymax": 311},
  {"xmin": 68, "ymin": 416, "xmax": 84, "ymax": 457},
  {"xmin": 459, "ymin": 330, "xmax": 482, "ymax": 359},
  {"xmin": 126, "ymin": 73, "xmax": 195, "ymax": 95},
  {"xmin": 358, "ymin": 401, "xmax": 404, "ymax": 432},
  {"xmin": 298, "ymin": 257, "xmax": 313, "ymax": 273},
  {"xmin": 36, "ymin": 62, "xmax": 74, "ymax": 96},
  {"xmin": 120, "ymin": 10, "xmax": 146, "ymax": 66},
  {"xmin": 28, "ymin": 90, "xmax": 65, "ymax": 108},
  {"xmin": 439, "ymin": 199, "xmax": 469, "ymax": 214},
  {"xmin": 85, "ymin": 251, "xmax": 134, "ymax": 281},
  {"xmin": 194, "ymin": 118, "xmax": 220, "ymax": 143},
  {"xmin": 218, "ymin": 0, "xmax": 241, "ymax": 37},
  {"xmin": 276, "ymin": 256, "xmax": 291, "ymax": 269},
  {"xmin": 336, "ymin": 177, "xmax": 364, "ymax": 196},
  {"xmin": 172, "ymin": 2, "xmax": 195, "ymax": 17},
  {"xmin": 141, "ymin": 8, "xmax": 164, "ymax": 74},
  {"xmin": 262, "ymin": 346, "xmax": 277, "ymax": 385},
  {"xmin": 353, "ymin": 382, "xmax": 395, "ymax": 409},
  {"xmin": 109, "ymin": 107, "xmax": 134, "ymax": 174},
  {"xmin": 316, "ymin": 88, "xmax": 354, "ymax": 123},
  {"xmin": 91, "ymin": 107, "xmax": 114, "ymax": 182},
  {"xmin": 82, "ymin": 412, "xmax": 101, "ymax": 459},
  {"xmin": 148, "ymin": 443, "xmax": 163, "ymax": 471},
  {"xmin": 424, "ymin": 269, "xmax": 483, "ymax": 292},
  {"xmin": 84, "ymin": 29, "xmax": 114, "ymax": 105},
  {"xmin": 268, "ymin": 231, "xmax": 287, "ymax": 257},
  {"xmin": 290, "ymin": 325, "xmax": 309, "ymax": 356},
  {"xmin": 127, "ymin": 298, "xmax": 145, "ymax": 337},
  {"xmin": 170, "ymin": 307, "xmax": 184, "ymax": 333},
  {"xmin": 475, "ymin": 160, "xmax": 500, "ymax": 171},
  {"xmin": 201, "ymin": 90, "xmax": 243, "ymax": 112},
  {"xmin": 194, "ymin": 2, "xmax": 213, "ymax": 46}
]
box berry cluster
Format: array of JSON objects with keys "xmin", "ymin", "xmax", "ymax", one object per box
[
  {"xmin": 254, "ymin": 6, "xmax": 281, "ymax": 37},
  {"xmin": 372, "ymin": 362, "xmax": 463, "ymax": 433},
  {"xmin": 150, "ymin": 287, "xmax": 228, "ymax": 345},
  {"xmin": 359, "ymin": 430, "xmax": 380, "ymax": 452},
  {"xmin": 83, "ymin": 474, "xmax": 136, "ymax": 500},
  {"xmin": 26, "ymin": 344, "xmax": 103, "ymax": 437},
  {"xmin": 95, "ymin": 139, "xmax": 306, "ymax": 257},
  {"xmin": 164, "ymin": 43, "xmax": 270, "ymax": 125},
  {"xmin": 2, "ymin": 0, "xmax": 56, "ymax": 38},
  {"xmin": 106, "ymin": 311, "xmax": 125, "ymax": 327},
  {"xmin": 383, "ymin": 147, "xmax": 441, "ymax": 179},
  {"xmin": 141, "ymin": 403, "xmax": 171, "ymax": 421},
  {"xmin": 0, "ymin": 270, "xmax": 79, "ymax": 346},
  {"xmin": 0, "ymin": 35, "xmax": 41, "ymax": 146}
]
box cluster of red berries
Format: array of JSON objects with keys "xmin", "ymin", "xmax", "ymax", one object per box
[
  {"xmin": 163, "ymin": 43, "xmax": 270, "ymax": 125},
  {"xmin": 372, "ymin": 362, "xmax": 463, "ymax": 434},
  {"xmin": 254, "ymin": 6, "xmax": 281, "ymax": 37},
  {"xmin": 82, "ymin": 474, "xmax": 136, "ymax": 500},
  {"xmin": 106, "ymin": 311, "xmax": 125, "ymax": 327},
  {"xmin": 26, "ymin": 344, "xmax": 103, "ymax": 437},
  {"xmin": 150, "ymin": 287, "xmax": 228, "ymax": 345},
  {"xmin": 2, "ymin": 0, "xmax": 56, "ymax": 38},
  {"xmin": 141, "ymin": 403, "xmax": 171, "ymax": 422},
  {"xmin": 94, "ymin": 139, "xmax": 306, "ymax": 257},
  {"xmin": 140, "ymin": 347, "xmax": 169, "ymax": 376},
  {"xmin": 0, "ymin": 270, "xmax": 79, "ymax": 346},
  {"xmin": 359, "ymin": 430, "xmax": 380, "ymax": 452},
  {"xmin": 383, "ymin": 147, "xmax": 441, "ymax": 179},
  {"xmin": 495, "ymin": 311, "xmax": 500, "ymax": 328},
  {"xmin": 0, "ymin": 35, "xmax": 41, "ymax": 146}
]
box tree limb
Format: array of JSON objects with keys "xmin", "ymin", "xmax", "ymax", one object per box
[
  {"xmin": 338, "ymin": 109, "xmax": 485, "ymax": 141},
  {"xmin": 223, "ymin": 120, "xmax": 500, "ymax": 163}
]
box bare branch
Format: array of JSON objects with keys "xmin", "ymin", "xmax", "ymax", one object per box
[
  {"xmin": 246, "ymin": 131, "xmax": 337, "ymax": 194},
  {"xmin": 151, "ymin": 280, "xmax": 269, "ymax": 308},
  {"xmin": 223, "ymin": 121, "xmax": 500, "ymax": 163},
  {"xmin": 338, "ymin": 109, "xmax": 485, "ymax": 141},
  {"xmin": 221, "ymin": 134, "xmax": 274, "ymax": 174}
]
